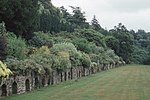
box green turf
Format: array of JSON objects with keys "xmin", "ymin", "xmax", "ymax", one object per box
[{"xmin": 2, "ymin": 65, "xmax": 150, "ymax": 100}]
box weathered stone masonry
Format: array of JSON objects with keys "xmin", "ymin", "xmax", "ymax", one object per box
[{"xmin": 0, "ymin": 63, "xmax": 124, "ymax": 96}]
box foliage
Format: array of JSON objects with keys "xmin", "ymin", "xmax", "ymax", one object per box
[
  {"xmin": 0, "ymin": 35, "xmax": 7, "ymax": 60},
  {"xmin": 59, "ymin": 6, "xmax": 89, "ymax": 32},
  {"xmin": 0, "ymin": 60, "xmax": 12, "ymax": 82},
  {"xmin": 29, "ymin": 46, "xmax": 53, "ymax": 73},
  {"xmin": 28, "ymin": 32, "xmax": 53, "ymax": 48},
  {"xmin": 109, "ymin": 23, "xmax": 134, "ymax": 63},
  {"xmin": 91, "ymin": 15, "xmax": 101, "ymax": 31},
  {"xmin": 5, "ymin": 32, "xmax": 27, "ymax": 60},
  {"xmin": 72, "ymin": 38, "xmax": 92, "ymax": 53},
  {"xmin": 105, "ymin": 49, "xmax": 120, "ymax": 64},
  {"xmin": 88, "ymin": 46, "xmax": 120, "ymax": 64},
  {"xmin": 130, "ymin": 29, "xmax": 150, "ymax": 64},
  {"xmin": 89, "ymin": 54, "xmax": 99, "ymax": 63},
  {"xmin": 69, "ymin": 6, "xmax": 89, "ymax": 29},
  {"xmin": 91, "ymin": 46, "xmax": 105, "ymax": 55},
  {"xmin": 56, "ymin": 51, "xmax": 71, "ymax": 70},
  {"xmin": 0, "ymin": 0, "xmax": 39, "ymax": 39},
  {"xmin": 134, "ymin": 30, "xmax": 150, "ymax": 48},
  {"xmin": 6, "ymin": 58, "xmax": 45, "ymax": 75},
  {"xmin": 6, "ymin": 46, "xmax": 52, "ymax": 75},
  {"xmin": 0, "ymin": 22, "xmax": 7, "ymax": 60},
  {"xmin": 104, "ymin": 36, "xmax": 119, "ymax": 53},
  {"xmin": 73, "ymin": 28, "xmax": 105, "ymax": 47},
  {"xmin": 80, "ymin": 53, "xmax": 91, "ymax": 68},
  {"xmin": 59, "ymin": 6, "xmax": 74, "ymax": 32},
  {"xmin": 91, "ymin": 48, "xmax": 120, "ymax": 64},
  {"xmin": 143, "ymin": 46, "xmax": 150, "ymax": 65},
  {"xmin": 51, "ymin": 36, "xmax": 72, "ymax": 44},
  {"xmin": 30, "ymin": 46, "xmax": 71, "ymax": 71},
  {"xmin": 38, "ymin": 1, "xmax": 61, "ymax": 33},
  {"xmin": 0, "ymin": 22, "xmax": 6, "ymax": 34},
  {"xmin": 144, "ymin": 56, "xmax": 150, "ymax": 65},
  {"xmin": 131, "ymin": 46, "xmax": 148, "ymax": 64},
  {"xmin": 51, "ymin": 43, "xmax": 82, "ymax": 67}
]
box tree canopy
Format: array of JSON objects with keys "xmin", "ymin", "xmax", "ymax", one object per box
[{"xmin": 0, "ymin": 0, "xmax": 39, "ymax": 39}]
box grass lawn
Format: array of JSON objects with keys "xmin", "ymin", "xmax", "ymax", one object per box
[{"xmin": 2, "ymin": 65, "xmax": 150, "ymax": 100}]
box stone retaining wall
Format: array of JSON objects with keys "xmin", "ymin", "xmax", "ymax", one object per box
[{"xmin": 0, "ymin": 63, "xmax": 124, "ymax": 97}]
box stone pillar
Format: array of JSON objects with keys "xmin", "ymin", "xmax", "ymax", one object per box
[
  {"xmin": 52, "ymin": 71, "xmax": 56, "ymax": 85},
  {"xmin": 49, "ymin": 73, "xmax": 53, "ymax": 85},
  {"xmin": 15, "ymin": 76, "xmax": 25, "ymax": 94},
  {"xmin": 57, "ymin": 71, "xmax": 62, "ymax": 84}
]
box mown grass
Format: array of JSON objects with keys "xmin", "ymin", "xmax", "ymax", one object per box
[{"xmin": 2, "ymin": 65, "xmax": 150, "ymax": 100}]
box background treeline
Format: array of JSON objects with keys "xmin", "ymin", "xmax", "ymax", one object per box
[{"xmin": 0, "ymin": 0, "xmax": 150, "ymax": 77}]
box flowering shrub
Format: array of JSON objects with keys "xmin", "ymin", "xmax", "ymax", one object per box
[{"xmin": 0, "ymin": 61, "xmax": 12, "ymax": 82}]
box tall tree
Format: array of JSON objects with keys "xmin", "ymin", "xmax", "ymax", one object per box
[
  {"xmin": 0, "ymin": 0, "xmax": 39, "ymax": 39},
  {"xmin": 91, "ymin": 15, "xmax": 108, "ymax": 35},
  {"xmin": 0, "ymin": 22, "xmax": 7, "ymax": 60},
  {"xmin": 109, "ymin": 23, "xmax": 134, "ymax": 63},
  {"xmin": 59, "ymin": 6, "xmax": 74, "ymax": 32},
  {"xmin": 135, "ymin": 30, "xmax": 150, "ymax": 48},
  {"xmin": 69, "ymin": 6, "xmax": 89, "ymax": 29},
  {"xmin": 91, "ymin": 15, "xmax": 101, "ymax": 31},
  {"xmin": 0, "ymin": 36, "xmax": 7, "ymax": 60},
  {"xmin": 38, "ymin": 0, "xmax": 61, "ymax": 33},
  {"xmin": 104, "ymin": 36, "xmax": 119, "ymax": 53}
]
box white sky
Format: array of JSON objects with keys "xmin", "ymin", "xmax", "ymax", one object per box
[{"xmin": 51, "ymin": 0, "xmax": 150, "ymax": 32}]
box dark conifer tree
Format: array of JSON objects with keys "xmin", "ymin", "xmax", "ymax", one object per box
[{"xmin": 91, "ymin": 15, "xmax": 101, "ymax": 31}]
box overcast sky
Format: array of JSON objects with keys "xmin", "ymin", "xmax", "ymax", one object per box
[{"xmin": 52, "ymin": 0, "xmax": 150, "ymax": 32}]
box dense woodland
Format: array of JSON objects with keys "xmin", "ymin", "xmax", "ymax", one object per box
[{"xmin": 0, "ymin": 0, "xmax": 150, "ymax": 79}]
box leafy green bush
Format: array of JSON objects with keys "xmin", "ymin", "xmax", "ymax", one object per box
[
  {"xmin": 56, "ymin": 51, "xmax": 71, "ymax": 70},
  {"xmin": 92, "ymin": 48, "xmax": 120, "ymax": 64},
  {"xmin": 29, "ymin": 46, "xmax": 53, "ymax": 73},
  {"xmin": 143, "ymin": 46, "xmax": 150, "ymax": 65},
  {"xmin": 131, "ymin": 46, "xmax": 148, "ymax": 64},
  {"xmin": 104, "ymin": 36, "xmax": 119, "ymax": 53},
  {"xmin": 6, "ymin": 58, "xmax": 45, "ymax": 75},
  {"xmin": 74, "ymin": 28, "xmax": 105, "ymax": 47},
  {"xmin": 106, "ymin": 49, "xmax": 120, "ymax": 64},
  {"xmin": 51, "ymin": 43, "xmax": 82, "ymax": 67},
  {"xmin": 28, "ymin": 32, "xmax": 53, "ymax": 48},
  {"xmin": 89, "ymin": 46, "xmax": 119, "ymax": 64},
  {"xmin": 92, "ymin": 46, "xmax": 105, "ymax": 54},
  {"xmin": 72, "ymin": 38, "xmax": 92, "ymax": 53},
  {"xmin": 51, "ymin": 36, "xmax": 72, "ymax": 44},
  {"xmin": 144, "ymin": 56, "xmax": 150, "ymax": 65},
  {"xmin": 6, "ymin": 48, "xmax": 52, "ymax": 75},
  {"xmin": 80, "ymin": 53, "xmax": 91, "ymax": 68},
  {"xmin": 4, "ymin": 32, "xmax": 27, "ymax": 60},
  {"xmin": 89, "ymin": 54, "xmax": 99, "ymax": 63},
  {"xmin": 0, "ymin": 60, "xmax": 12, "ymax": 79},
  {"xmin": 30, "ymin": 46, "xmax": 71, "ymax": 72}
]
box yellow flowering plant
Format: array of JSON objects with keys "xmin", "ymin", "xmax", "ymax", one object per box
[{"xmin": 0, "ymin": 61, "xmax": 12, "ymax": 79}]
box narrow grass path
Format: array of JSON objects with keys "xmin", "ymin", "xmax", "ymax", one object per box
[{"xmin": 3, "ymin": 65, "xmax": 150, "ymax": 100}]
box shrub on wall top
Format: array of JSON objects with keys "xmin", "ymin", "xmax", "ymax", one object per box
[
  {"xmin": 28, "ymin": 32, "xmax": 53, "ymax": 48},
  {"xmin": 3, "ymin": 32, "xmax": 28, "ymax": 60},
  {"xmin": 51, "ymin": 43, "xmax": 82, "ymax": 67},
  {"xmin": 0, "ymin": 60, "xmax": 12, "ymax": 82}
]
